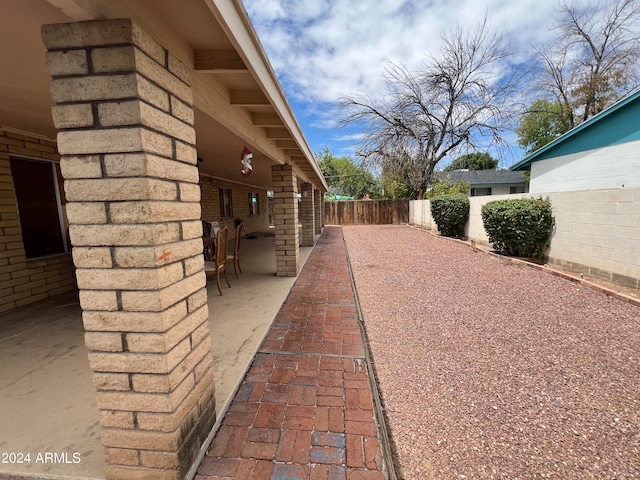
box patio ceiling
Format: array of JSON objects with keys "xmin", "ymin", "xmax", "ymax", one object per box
[{"xmin": 0, "ymin": 0, "xmax": 328, "ymax": 191}]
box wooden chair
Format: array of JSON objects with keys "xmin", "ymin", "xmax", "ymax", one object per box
[
  {"xmin": 226, "ymin": 222, "xmax": 243, "ymax": 278},
  {"xmin": 205, "ymin": 226, "xmax": 231, "ymax": 295},
  {"xmin": 201, "ymin": 221, "xmax": 220, "ymax": 261}
]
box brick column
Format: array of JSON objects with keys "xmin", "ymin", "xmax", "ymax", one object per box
[
  {"xmin": 314, "ymin": 188, "xmax": 322, "ymax": 235},
  {"xmin": 300, "ymin": 182, "xmax": 315, "ymax": 246},
  {"xmin": 271, "ymin": 165, "xmax": 299, "ymax": 276},
  {"xmin": 42, "ymin": 19, "xmax": 215, "ymax": 480}
]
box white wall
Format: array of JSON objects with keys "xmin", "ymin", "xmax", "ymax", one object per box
[
  {"xmin": 530, "ymin": 139, "xmax": 640, "ymax": 193},
  {"xmin": 410, "ymin": 186, "xmax": 640, "ymax": 290}
]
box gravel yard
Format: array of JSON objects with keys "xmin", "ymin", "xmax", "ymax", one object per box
[{"xmin": 343, "ymin": 224, "xmax": 640, "ymax": 480}]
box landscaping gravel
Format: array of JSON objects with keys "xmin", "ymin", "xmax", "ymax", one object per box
[{"xmin": 343, "ymin": 224, "xmax": 640, "ymax": 480}]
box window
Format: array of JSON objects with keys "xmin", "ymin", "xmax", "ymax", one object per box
[
  {"xmin": 470, "ymin": 187, "xmax": 492, "ymax": 196},
  {"xmin": 248, "ymin": 192, "xmax": 260, "ymax": 216},
  {"xmin": 510, "ymin": 185, "xmax": 526, "ymax": 194},
  {"xmin": 10, "ymin": 157, "xmax": 67, "ymax": 258},
  {"xmin": 219, "ymin": 188, "xmax": 233, "ymax": 218}
]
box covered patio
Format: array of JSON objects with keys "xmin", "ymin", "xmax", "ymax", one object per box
[
  {"xmin": 0, "ymin": 1, "xmax": 327, "ymax": 478},
  {"xmin": 0, "ymin": 228, "xmax": 316, "ymax": 479}
]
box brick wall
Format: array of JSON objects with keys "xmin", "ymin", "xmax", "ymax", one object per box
[
  {"xmin": 300, "ymin": 182, "xmax": 315, "ymax": 246},
  {"xmin": 199, "ymin": 174, "xmax": 269, "ymax": 236},
  {"xmin": 0, "ymin": 129, "xmax": 76, "ymax": 314},
  {"xmin": 42, "ymin": 19, "xmax": 216, "ymax": 480},
  {"xmin": 271, "ymin": 164, "xmax": 299, "ymax": 276}
]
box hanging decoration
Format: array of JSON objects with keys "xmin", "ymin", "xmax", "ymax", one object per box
[{"xmin": 240, "ymin": 146, "xmax": 253, "ymax": 178}]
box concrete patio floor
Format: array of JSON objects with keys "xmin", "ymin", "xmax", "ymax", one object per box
[{"xmin": 0, "ymin": 227, "xmax": 314, "ymax": 480}]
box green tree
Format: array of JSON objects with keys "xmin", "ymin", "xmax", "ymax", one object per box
[
  {"xmin": 516, "ymin": 98, "xmax": 569, "ymax": 154},
  {"xmin": 444, "ymin": 152, "xmax": 498, "ymax": 171},
  {"xmin": 317, "ymin": 146, "xmax": 380, "ymax": 199},
  {"xmin": 426, "ymin": 176, "xmax": 470, "ymax": 199}
]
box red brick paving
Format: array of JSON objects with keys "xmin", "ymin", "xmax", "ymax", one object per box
[{"xmin": 196, "ymin": 226, "xmax": 386, "ymax": 480}]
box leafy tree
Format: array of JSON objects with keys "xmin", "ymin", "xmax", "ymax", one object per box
[
  {"xmin": 316, "ymin": 146, "xmax": 380, "ymax": 199},
  {"xmin": 444, "ymin": 152, "xmax": 498, "ymax": 171},
  {"xmin": 516, "ymin": 98, "xmax": 569, "ymax": 153},
  {"xmin": 426, "ymin": 176, "xmax": 470, "ymax": 199},
  {"xmin": 535, "ymin": 0, "xmax": 640, "ymax": 130},
  {"xmin": 341, "ymin": 17, "xmax": 519, "ymax": 200}
]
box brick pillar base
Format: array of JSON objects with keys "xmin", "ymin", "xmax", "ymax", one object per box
[
  {"xmin": 271, "ymin": 165, "xmax": 299, "ymax": 276},
  {"xmin": 42, "ymin": 19, "xmax": 216, "ymax": 480}
]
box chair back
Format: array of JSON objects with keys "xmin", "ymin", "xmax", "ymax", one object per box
[
  {"xmin": 215, "ymin": 226, "xmax": 228, "ymax": 266},
  {"xmin": 202, "ymin": 220, "xmax": 212, "ymax": 237},
  {"xmin": 234, "ymin": 222, "xmax": 242, "ymax": 256}
]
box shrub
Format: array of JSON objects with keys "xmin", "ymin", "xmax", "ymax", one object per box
[
  {"xmin": 430, "ymin": 193, "xmax": 470, "ymax": 238},
  {"xmin": 481, "ymin": 197, "xmax": 554, "ymax": 258}
]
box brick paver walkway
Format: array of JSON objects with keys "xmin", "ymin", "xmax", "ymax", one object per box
[{"xmin": 196, "ymin": 226, "xmax": 387, "ymax": 480}]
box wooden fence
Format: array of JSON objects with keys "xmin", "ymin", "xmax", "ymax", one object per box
[{"xmin": 324, "ymin": 200, "xmax": 409, "ymax": 225}]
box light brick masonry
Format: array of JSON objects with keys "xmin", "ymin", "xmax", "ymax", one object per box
[
  {"xmin": 42, "ymin": 18, "xmax": 216, "ymax": 480},
  {"xmin": 0, "ymin": 130, "xmax": 76, "ymax": 313},
  {"xmin": 300, "ymin": 182, "xmax": 315, "ymax": 246},
  {"xmin": 271, "ymin": 165, "xmax": 299, "ymax": 277},
  {"xmin": 314, "ymin": 188, "xmax": 323, "ymax": 235}
]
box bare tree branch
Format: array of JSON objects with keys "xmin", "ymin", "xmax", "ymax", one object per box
[
  {"xmin": 540, "ymin": 0, "xmax": 640, "ymax": 125},
  {"xmin": 340, "ymin": 16, "xmax": 520, "ymax": 199}
]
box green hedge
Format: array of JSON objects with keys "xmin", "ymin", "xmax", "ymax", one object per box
[
  {"xmin": 481, "ymin": 197, "xmax": 554, "ymax": 258},
  {"xmin": 430, "ymin": 193, "xmax": 470, "ymax": 238}
]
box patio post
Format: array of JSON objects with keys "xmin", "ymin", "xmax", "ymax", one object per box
[
  {"xmin": 42, "ymin": 19, "xmax": 216, "ymax": 480},
  {"xmin": 271, "ymin": 164, "xmax": 299, "ymax": 276},
  {"xmin": 300, "ymin": 182, "xmax": 315, "ymax": 246},
  {"xmin": 314, "ymin": 188, "xmax": 322, "ymax": 234}
]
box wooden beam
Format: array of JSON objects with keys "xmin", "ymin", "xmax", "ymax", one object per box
[
  {"xmin": 230, "ymin": 90, "xmax": 269, "ymax": 106},
  {"xmin": 195, "ymin": 49, "xmax": 247, "ymax": 72},
  {"xmin": 251, "ymin": 112, "xmax": 283, "ymax": 127},
  {"xmin": 265, "ymin": 128, "xmax": 292, "ymax": 140},
  {"xmin": 284, "ymin": 149, "xmax": 303, "ymax": 157},
  {"xmin": 193, "ymin": 76, "xmax": 286, "ymax": 166},
  {"xmin": 276, "ymin": 140, "xmax": 298, "ymax": 149}
]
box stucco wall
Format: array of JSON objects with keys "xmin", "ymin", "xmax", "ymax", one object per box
[
  {"xmin": 530, "ymin": 139, "xmax": 640, "ymax": 193},
  {"xmin": 410, "ymin": 186, "xmax": 640, "ymax": 291}
]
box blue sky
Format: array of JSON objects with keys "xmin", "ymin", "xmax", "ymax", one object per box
[{"xmin": 241, "ymin": 0, "xmax": 589, "ymax": 169}]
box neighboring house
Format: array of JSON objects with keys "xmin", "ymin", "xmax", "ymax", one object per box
[
  {"xmin": 510, "ymin": 88, "xmax": 640, "ymax": 193},
  {"xmin": 434, "ymin": 169, "xmax": 529, "ymax": 196},
  {"xmin": 0, "ymin": 2, "xmax": 327, "ymax": 479}
]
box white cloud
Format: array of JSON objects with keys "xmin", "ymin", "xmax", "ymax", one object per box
[
  {"xmin": 241, "ymin": 0, "xmax": 627, "ymax": 163},
  {"xmin": 244, "ymin": 0, "xmax": 561, "ymax": 105}
]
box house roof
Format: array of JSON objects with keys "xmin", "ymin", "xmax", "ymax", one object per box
[
  {"xmin": 510, "ymin": 88, "xmax": 640, "ymax": 171},
  {"xmin": 434, "ymin": 169, "xmax": 527, "ymax": 186},
  {"xmin": 0, "ymin": 0, "xmax": 327, "ymax": 191}
]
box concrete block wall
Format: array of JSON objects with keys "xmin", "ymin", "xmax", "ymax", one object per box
[
  {"xmin": 199, "ymin": 175, "xmax": 269, "ymax": 236},
  {"xmin": 42, "ymin": 19, "xmax": 216, "ymax": 480},
  {"xmin": 410, "ymin": 186, "xmax": 640, "ymax": 292},
  {"xmin": 0, "ymin": 130, "xmax": 76, "ymax": 314},
  {"xmin": 544, "ymin": 188, "xmax": 640, "ymax": 289}
]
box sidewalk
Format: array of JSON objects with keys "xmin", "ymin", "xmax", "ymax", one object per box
[{"xmin": 196, "ymin": 226, "xmax": 388, "ymax": 479}]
